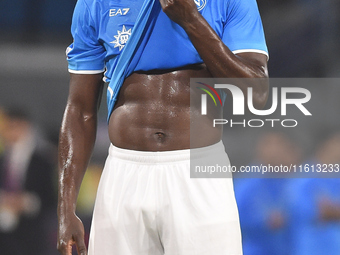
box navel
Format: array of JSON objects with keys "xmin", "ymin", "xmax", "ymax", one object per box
[{"xmin": 154, "ymin": 132, "xmax": 166, "ymax": 143}]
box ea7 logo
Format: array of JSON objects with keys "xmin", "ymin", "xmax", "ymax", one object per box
[
  {"xmin": 109, "ymin": 8, "xmax": 130, "ymax": 17},
  {"xmin": 201, "ymin": 84, "xmax": 312, "ymax": 116}
]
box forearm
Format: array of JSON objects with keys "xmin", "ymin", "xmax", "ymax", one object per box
[
  {"xmin": 57, "ymin": 105, "xmax": 97, "ymax": 218},
  {"xmin": 184, "ymin": 17, "xmax": 268, "ymax": 108},
  {"xmin": 57, "ymin": 74, "xmax": 103, "ymax": 222},
  {"xmin": 160, "ymin": 0, "xmax": 269, "ymax": 108}
]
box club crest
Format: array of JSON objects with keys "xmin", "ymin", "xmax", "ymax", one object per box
[{"xmin": 194, "ymin": 0, "xmax": 207, "ymax": 11}]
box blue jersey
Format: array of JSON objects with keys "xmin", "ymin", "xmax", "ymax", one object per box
[
  {"xmin": 66, "ymin": 0, "xmax": 268, "ymax": 118},
  {"xmin": 67, "ymin": 0, "xmax": 268, "ymax": 79}
]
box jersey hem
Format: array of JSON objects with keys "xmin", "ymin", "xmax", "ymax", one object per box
[
  {"xmin": 68, "ymin": 69, "xmax": 105, "ymax": 74},
  {"xmin": 232, "ymin": 49, "xmax": 269, "ymax": 60}
]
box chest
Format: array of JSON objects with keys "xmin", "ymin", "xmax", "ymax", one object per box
[{"xmin": 97, "ymin": 0, "xmax": 227, "ymax": 60}]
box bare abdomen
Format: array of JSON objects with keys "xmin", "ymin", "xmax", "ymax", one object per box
[{"xmin": 108, "ymin": 64, "xmax": 222, "ymax": 151}]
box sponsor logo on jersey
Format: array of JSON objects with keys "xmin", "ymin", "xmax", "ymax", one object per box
[
  {"xmin": 194, "ymin": 0, "xmax": 207, "ymax": 11},
  {"xmin": 110, "ymin": 25, "xmax": 132, "ymax": 51},
  {"xmin": 109, "ymin": 8, "xmax": 130, "ymax": 17}
]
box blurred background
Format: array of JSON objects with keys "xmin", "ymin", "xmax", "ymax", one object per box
[{"xmin": 0, "ymin": 0, "xmax": 339, "ymax": 254}]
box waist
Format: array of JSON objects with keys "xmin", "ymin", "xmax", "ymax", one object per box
[
  {"xmin": 108, "ymin": 103, "xmax": 222, "ymax": 150},
  {"xmin": 108, "ymin": 140, "xmax": 225, "ymax": 164}
]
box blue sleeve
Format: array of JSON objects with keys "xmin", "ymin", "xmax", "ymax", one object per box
[
  {"xmin": 222, "ymin": 0, "xmax": 268, "ymax": 57},
  {"xmin": 66, "ymin": 0, "xmax": 106, "ymax": 73}
]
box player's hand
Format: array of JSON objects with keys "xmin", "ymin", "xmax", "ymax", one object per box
[
  {"xmin": 57, "ymin": 213, "xmax": 87, "ymax": 255},
  {"xmin": 159, "ymin": 0, "xmax": 200, "ymax": 27}
]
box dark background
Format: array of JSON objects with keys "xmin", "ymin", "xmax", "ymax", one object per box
[{"xmin": 0, "ymin": 0, "xmax": 339, "ymax": 254}]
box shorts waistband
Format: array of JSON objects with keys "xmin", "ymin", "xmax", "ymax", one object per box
[{"xmin": 108, "ymin": 141, "xmax": 225, "ymax": 163}]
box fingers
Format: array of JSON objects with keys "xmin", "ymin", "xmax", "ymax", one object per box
[
  {"xmin": 57, "ymin": 214, "xmax": 87, "ymax": 254},
  {"xmin": 57, "ymin": 235, "xmax": 87, "ymax": 255},
  {"xmin": 75, "ymin": 234, "xmax": 88, "ymax": 255},
  {"xmin": 57, "ymin": 239, "xmax": 74, "ymax": 255},
  {"xmin": 158, "ymin": 0, "xmax": 199, "ymax": 27}
]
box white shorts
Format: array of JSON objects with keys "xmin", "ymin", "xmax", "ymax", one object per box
[{"xmin": 88, "ymin": 141, "xmax": 243, "ymax": 255}]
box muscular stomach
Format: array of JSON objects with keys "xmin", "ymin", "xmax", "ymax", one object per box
[{"xmin": 108, "ymin": 64, "xmax": 222, "ymax": 151}]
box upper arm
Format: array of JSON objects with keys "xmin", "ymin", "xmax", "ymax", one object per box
[
  {"xmin": 67, "ymin": 73, "xmax": 104, "ymax": 116},
  {"xmin": 235, "ymin": 52, "xmax": 269, "ymax": 107},
  {"xmin": 236, "ymin": 52, "xmax": 269, "ymax": 78},
  {"xmin": 65, "ymin": 0, "xmax": 106, "ymax": 122},
  {"xmin": 222, "ymin": 0, "xmax": 268, "ymax": 59}
]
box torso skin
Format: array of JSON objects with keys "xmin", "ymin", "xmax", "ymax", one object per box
[{"xmin": 109, "ymin": 63, "xmax": 222, "ymax": 151}]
